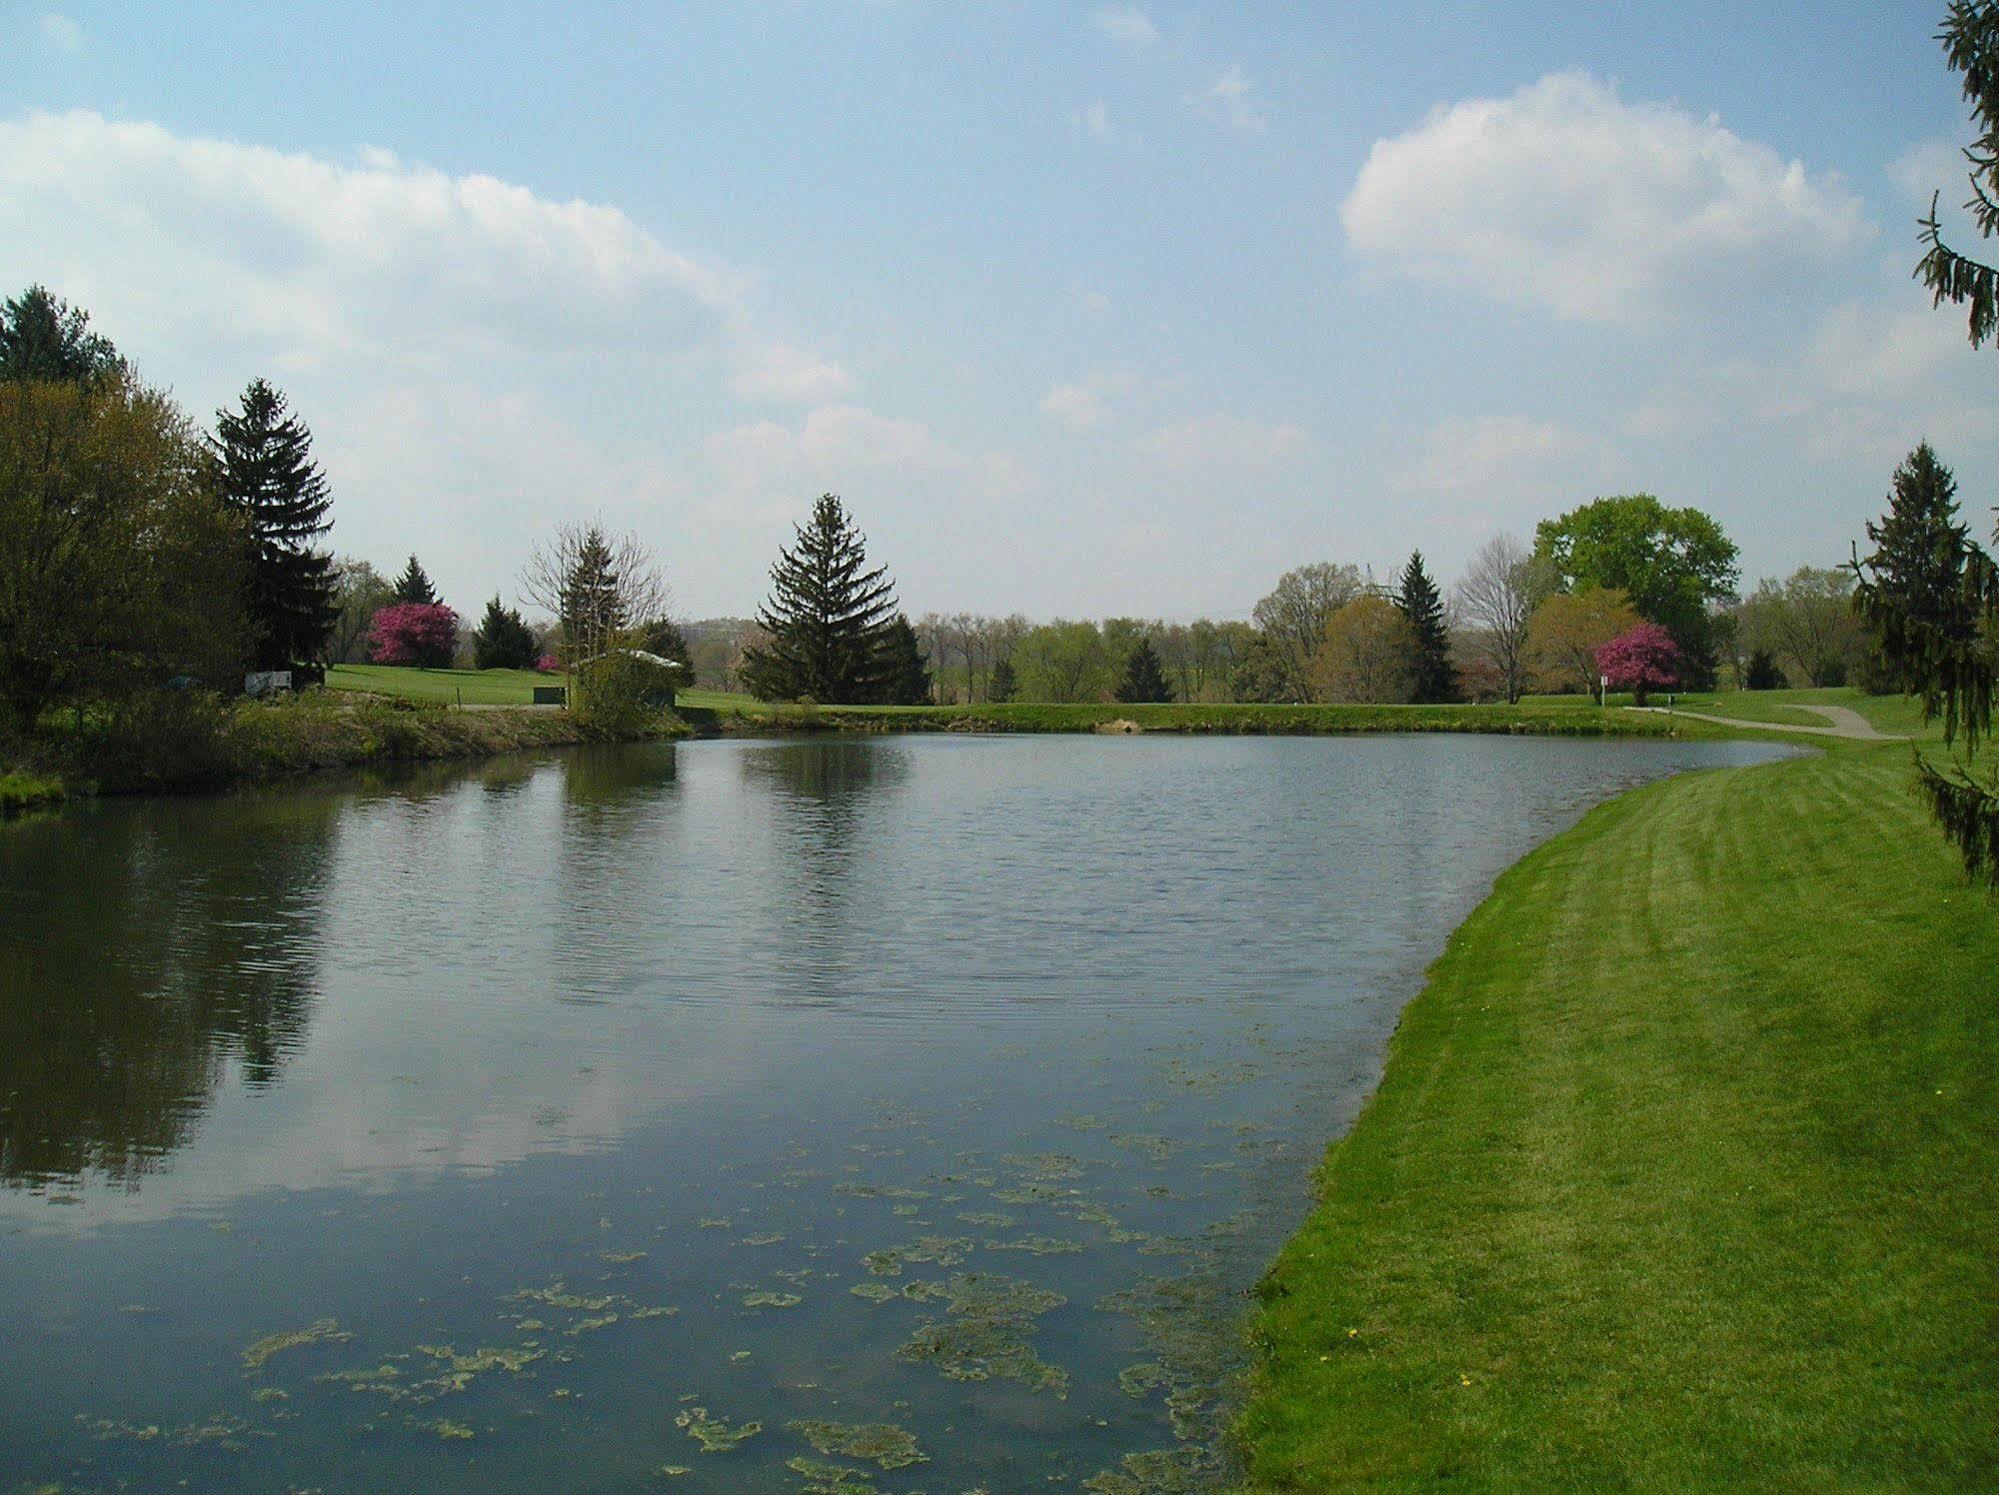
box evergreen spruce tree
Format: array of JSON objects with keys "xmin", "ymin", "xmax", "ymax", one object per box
[
  {"xmin": 987, "ymin": 656, "xmax": 1018, "ymax": 704},
  {"xmin": 1396, "ymin": 550, "xmax": 1458, "ymax": 703},
  {"xmin": 1854, "ymin": 442, "xmax": 1980, "ymax": 699},
  {"xmin": 0, "ymin": 284, "xmax": 125, "ymax": 388},
  {"xmin": 472, "ymin": 596, "xmax": 537, "ymax": 670},
  {"xmin": 874, "ymin": 613, "xmax": 933, "ymax": 704},
  {"xmin": 211, "ymin": 378, "xmax": 337, "ymax": 669},
  {"xmin": 392, "ymin": 554, "xmax": 439, "ymax": 606},
  {"xmin": 639, "ymin": 616, "xmax": 696, "ymax": 689},
  {"xmin": 739, "ymin": 494, "xmax": 900, "ymax": 702},
  {"xmin": 559, "ymin": 527, "xmax": 626, "ymax": 663},
  {"xmin": 1115, "ymin": 636, "xmax": 1172, "ymax": 703}
]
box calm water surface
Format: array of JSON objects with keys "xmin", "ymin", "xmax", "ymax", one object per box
[{"xmin": 0, "ymin": 734, "xmax": 1794, "ymax": 1491}]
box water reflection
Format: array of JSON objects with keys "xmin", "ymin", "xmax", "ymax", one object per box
[{"xmin": 0, "ymin": 792, "xmax": 337, "ymax": 1190}]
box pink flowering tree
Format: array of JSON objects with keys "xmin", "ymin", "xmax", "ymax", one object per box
[
  {"xmin": 368, "ymin": 603, "xmax": 459, "ymax": 668},
  {"xmin": 534, "ymin": 653, "xmax": 561, "ymax": 674},
  {"xmin": 1595, "ymin": 622, "xmax": 1680, "ymax": 706}
]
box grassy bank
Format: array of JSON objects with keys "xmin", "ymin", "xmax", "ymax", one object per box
[
  {"xmin": 1234, "ymin": 742, "xmax": 1997, "ymax": 1488},
  {"xmin": 327, "ymin": 662, "xmax": 567, "ymax": 705},
  {"xmin": 0, "ymin": 767, "xmax": 65, "ymax": 816},
  {"xmin": 681, "ymin": 697, "xmax": 1713, "ymax": 738},
  {"xmin": 226, "ymin": 693, "xmax": 659, "ymax": 778}
]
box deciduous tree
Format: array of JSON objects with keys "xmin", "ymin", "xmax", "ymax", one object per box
[
  {"xmin": 1535, "ymin": 495, "xmax": 1738, "ymax": 687},
  {"xmin": 1252, "ymin": 562, "xmax": 1367, "ymax": 699},
  {"xmin": 1310, "ymin": 595, "xmax": 1415, "ymax": 703},
  {"xmin": 1526, "ymin": 587, "xmax": 1641, "ymax": 700},
  {"xmin": 1595, "ymin": 622, "xmax": 1680, "ymax": 706},
  {"xmin": 1454, "ymin": 534, "xmax": 1551, "ymax": 703},
  {"xmin": 368, "ymin": 602, "xmax": 458, "ymax": 668}
]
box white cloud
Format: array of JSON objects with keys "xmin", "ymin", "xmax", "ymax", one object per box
[
  {"xmin": 1889, "ymin": 136, "xmax": 1969, "ymax": 205},
  {"xmin": 1042, "ymin": 382, "xmax": 1109, "ymax": 431},
  {"xmin": 1191, "ymin": 65, "xmax": 1266, "ymax": 133},
  {"xmin": 1093, "ymin": 7, "xmax": 1158, "ymax": 47},
  {"xmin": 1341, "ymin": 72, "xmax": 1870, "ymax": 324},
  {"xmin": 0, "ymin": 109, "xmax": 731, "ymax": 371},
  {"xmin": 1135, "ymin": 411, "xmax": 1307, "ymax": 468},
  {"xmin": 1040, "ymin": 369, "xmax": 1143, "ymax": 432},
  {"xmin": 1081, "ymin": 100, "xmax": 1114, "ymax": 141},
  {"xmin": 728, "ymin": 340, "xmax": 855, "ymax": 404},
  {"xmin": 38, "ymin": 13, "xmax": 80, "ymax": 49},
  {"xmin": 1078, "ymin": 288, "xmax": 1112, "ymax": 317},
  {"xmin": 1403, "ymin": 414, "xmax": 1619, "ymax": 500},
  {"xmin": 706, "ymin": 403, "xmax": 1030, "ymax": 502}
]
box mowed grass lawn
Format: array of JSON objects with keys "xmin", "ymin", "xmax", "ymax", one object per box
[
  {"xmin": 1235, "ymin": 741, "xmax": 1997, "ymax": 1488},
  {"xmin": 327, "ymin": 663, "xmax": 568, "ymax": 705}
]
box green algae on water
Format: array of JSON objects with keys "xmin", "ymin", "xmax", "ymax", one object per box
[
  {"xmin": 241, "ymin": 1318, "xmax": 352, "ymax": 1371},
  {"xmin": 741, "ymin": 1290, "xmax": 802, "ymax": 1309},
  {"xmin": 785, "ymin": 1455, "xmax": 878, "ymax": 1491},
  {"xmin": 983, "ymin": 1235, "xmax": 1083, "ymax": 1256},
  {"xmin": 787, "ymin": 1419, "xmax": 929, "ymax": 1470},
  {"xmin": 893, "ymin": 1273, "xmax": 1069, "ymax": 1396},
  {"xmin": 675, "ymin": 1405, "xmax": 762, "ymax": 1452}
]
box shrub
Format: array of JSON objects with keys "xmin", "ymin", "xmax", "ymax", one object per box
[{"xmin": 368, "ymin": 602, "xmax": 459, "ymax": 668}]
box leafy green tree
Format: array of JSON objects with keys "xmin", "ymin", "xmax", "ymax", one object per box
[
  {"xmin": 740, "ymin": 494, "xmax": 900, "ymax": 702},
  {"xmin": 0, "ymin": 285, "xmax": 125, "ymax": 389},
  {"xmin": 1252, "ymin": 562, "xmax": 1367, "ymax": 699},
  {"xmin": 873, "ymin": 613, "xmax": 933, "ymax": 704},
  {"xmin": 1396, "ymin": 550, "xmax": 1457, "ymax": 703},
  {"xmin": 472, "ymin": 596, "xmax": 538, "ymax": 670},
  {"xmin": 1115, "ymin": 635, "xmax": 1173, "ymax": 703},
  {"xmin": 1534, "ymin": 494, "xmax": 1739, "ymax": 687},
  {"xmin": 1231, "ymin": 632, "xmax": 1294, "ymax": 703},
  {"xmin": 329, "ymin": 557, "xmax": 392, "ymax": 664},
  {"xmin": 1735, "ymin": 566, "xmax": 1866, "ymax": 687},
  {"xmin": 1526, "ymin": 587, "xmax": 1642, "ymax": 699},
  {"xmin": 1916, "ymin": 2, "xmax": 1999, "ymax": 347},
  {"xmin": 392, "ymin": 554, "xmax": 438, "ymax": 606},
  {"xmin": 1013, "ymin": 620, "xmax": 1111, "ymax": 703},
  {"xmin": 1310, "ymin": 595, "xmax": 1416, "ymax": 703},
  {"xmin": 210, "ymin": 379, "xmax": 337, "ymax": 669},
  {"xmin": 987, "ymin": 655, "xmax": 1018, "ymax": 703},
  {"xmin": 0, "ymin": 374, "xmax": 245, "ymax": 728}
]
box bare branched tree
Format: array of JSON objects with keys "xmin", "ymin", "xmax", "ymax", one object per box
[
  {"xmin": 1453, "ymin": 535, "xmax": 1552, "ymax": 704},
  {"xmin": 520, "ymin": 520, "xmax": 670, "ymax": 670}
]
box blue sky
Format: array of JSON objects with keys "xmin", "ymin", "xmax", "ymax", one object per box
[{"xmin": 4, "ymin": 1, "xmax": 1988, "ymax": 620}]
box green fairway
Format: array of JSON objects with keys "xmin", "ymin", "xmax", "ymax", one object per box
[
  {"xmin": 1234, "ymin": 742, "xmax": 1997, "ymax": 1488},
  {"xmin": 327, "ymin": 663, "xmax": 569, "ymax": 705}
]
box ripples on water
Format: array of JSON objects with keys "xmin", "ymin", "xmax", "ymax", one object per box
[{"xmin": 0, "ymin": 734, "xmax": 1795, "ymax": 1490}]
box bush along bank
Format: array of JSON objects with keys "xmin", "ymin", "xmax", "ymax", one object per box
[
  {"xmin": 686, "ymin": 699, "xmax": 1708, "ymax": 738},
  {"xmin": 21, "ymin": 689, "xmax": 689, "ymax": 798}
]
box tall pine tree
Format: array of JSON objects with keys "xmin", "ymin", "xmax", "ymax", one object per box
[
  {"xmin": 1396, "ymin": 550, "xmax": 1458, "ymax": 703},
  {"xmin": 1115, "ymin": 636, "xmax": 1172, "ymax": 703},
  {"xmin": 212, "ymin": 379, "xmax": 337, "ymax": 669},
  {"xmin": 472, "ymin": 596, "xmax": 537, "ymax": 670},
  {"xmin": 740, "ymin": 494, "xmax": 900, "ymax": 702},
  {"xmin": 392, "ymin": 554, "xmax": 439, "ymax": 605},
  {"xmin": 559, "ymin": 526, "xmax": 626, "ymax": 663},
  {"xmin": 1854, "ymin": 443, "xmax": 1981, "ymax": 702},
  {"xmin": 987, "ymin": 656, "xmax": 1018, "ymax": 704},
  {"xmin": 873, "ymin": 614, "xmax": 933, "ymax": 705},
  {"xmin": 0, "ymin": 284, "xmax": 125, "ymax": 388}
]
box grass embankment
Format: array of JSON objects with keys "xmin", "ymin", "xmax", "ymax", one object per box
[
  {"xmin": 227, "ymin": 693, "xmax": 638, "ymax": 778},
  {"xmin": 327, "ymin": 662, "xmax": 567, "ymax": 705},
  {"xmin": 1234, "ymin": 742, "xmax": 1997, "ymax": 1488},
  {"xmin": 679, "ymin": 695, "xmax": 1710, "ymax": 738},
  {"xmin": 0, "ymin": 768, "xmax": 65, "ymax": 817}
]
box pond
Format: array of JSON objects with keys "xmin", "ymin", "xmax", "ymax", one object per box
[{"xmin": 0, "ymin": 733, "xmax": 1795, "ymax": 1491}]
